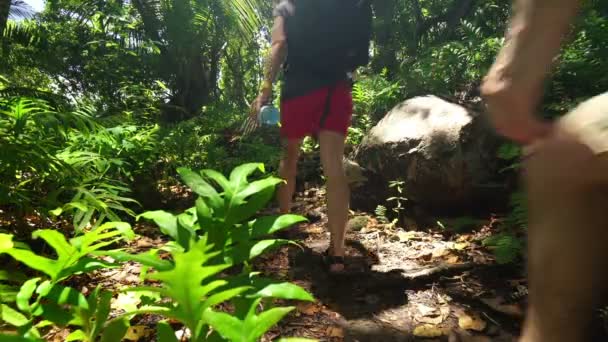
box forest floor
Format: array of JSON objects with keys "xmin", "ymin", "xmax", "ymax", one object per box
[
  {"xmin": 14, "ymin": 176, "xmax": 608, "ymax": 341},
  {"xmin": 254, "ymin": 187, "xmax": 527, "ymax": 342},
  {"xmin": 35, "ymin": 184, "xmax": 539, "ymax": 342}
]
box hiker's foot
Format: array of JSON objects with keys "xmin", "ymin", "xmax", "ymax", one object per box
[{"xmin": 323, "ymin": 248, "xmax": 345, "ymax": 274}]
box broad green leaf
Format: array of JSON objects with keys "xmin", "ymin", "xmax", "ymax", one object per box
[
  {"xmin": 177, "ymin": 212, "xmax": 197, "ymax": 231},
  {"xmin": 0, "ymin": 271, "xmax": 27, "ymax": 283},
  {"xmin": 228, "ymin": 184, "xmax": 276, "ymax": 224},
  {"xmin": 251, "ymin": 281, "xmax": 314, "ymax": 302},
  {"xmin": 97, "ymin": 250, "xmax": 173, "ymax": 271},
  {"xmin": 1, "ymin": 304, "xmax": 29, "ymax": 327},
  {"xmin": 138, "ymin": 211, "xmax": 179, "ymax": 241},
  {"xmin": 223, "ymin": 239, "xmax": 292, "ymax": 265},
  {"xmin": 202, "ymin": 309, "xmax": 243, "ymax": 341},
  {"xmin": 250, "ymin": 215, "xmax": 307, "ymax": 238},
  {"xmin": 201, "ymin": 169, "xmax": 232, "ymax": 194},
  {"xmin": 16, "ymin": 278, "xmax": 40, "ymax": 313},
  {"xmin": 38, "ymin": 303, "xmax": 74, "ymax": 327},
  {"xmin": 0, "ymin": 334, "xmax": 42, "ymax": 342},
  {"xmin": 204, "ymin": 286, "xmax": 250, "ymax": 309},
  {"xmin": 246, "ymin": 307, "xmax": 294, "ymax": 341},
  {"xmin": 0, "ymin": 284, "xmax": 19, "ymax": 303},
  {"xmin": 156, "ymin": 321, "xmax": 179, "ymax": 342},
  {"xmin": 0, "ymin": 234, "xmax": 14, "ymax": 251},
  {"xmin": 233, "ymin": 177, "xmax": 282, "ymax": 205},
  {"xmin": 177, "ymin": 167, "xmax": 219, "ymax": 199},
  {"xmin": 229, "ymin": 163, "xmax": 264, "ymax": 191},
  {"xmin": 41, "ymin": 284, "xmax": 89, "ymax": 310},
  {"xmin": 59, "ymin": 257, "xmax": 120, "ymax": 280},
  {"xmin": 249, "ymin": 239, "xmax": 292, "ymax": 260},
  {"xmin": 65, "ymin": 330, "xmax": 86, "ymax": 342},
  {"xmin": 99, "ymin": 318, "xmax": 129, "ymax": 342},
  {"xmin": 3, "ymin": 249, "xmax": 59, "ymax": 280},
  {"xmin": 48, "ymin": 207, "xmax": 63, "ymax": 216},
  {"xmin": 195, "ymin": 197, "xmax": 212, "ymax": 220},
  {"xmin": 95, "ymin": 222, "xmax": 135, "ymax": 241},
  {"xmin": 91, "ymin": 290, "xmax": 113, "ymax": 339}
]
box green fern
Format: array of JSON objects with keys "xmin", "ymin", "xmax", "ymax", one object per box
[
  {"xmin": 375, "ymin": 205, "xmax": 388, "ymax": 223},
  {"xmin": 482, "ymin": 233, "xmax": 523, "ymax": 264}
]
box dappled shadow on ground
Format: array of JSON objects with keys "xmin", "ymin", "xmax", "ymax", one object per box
[{"xmin": 287, "ymin": 235, "xmax": 411, "ymax": 321}]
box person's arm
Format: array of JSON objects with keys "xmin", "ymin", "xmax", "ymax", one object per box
[
  {"xmin": 256, "ymin": 16, "xmax": 288, "ymax": 105},
  {"xmin": 481, "ymin": 0, "xmax": 581, "ymax": 143}
]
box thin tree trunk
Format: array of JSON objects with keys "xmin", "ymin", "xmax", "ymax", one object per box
[{"xmin": 0, "ymin": 0, "xmax": 11, "ymax": 35}]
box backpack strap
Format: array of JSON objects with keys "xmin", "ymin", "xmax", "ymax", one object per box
[{"xmin": 319, "ymin": 84, "xmax": 336, "ymax": 129}]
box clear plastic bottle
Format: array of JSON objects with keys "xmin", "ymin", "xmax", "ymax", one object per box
[{"xmin": 258, "ymin": 104, "xmax": 280, "ymax": 126}]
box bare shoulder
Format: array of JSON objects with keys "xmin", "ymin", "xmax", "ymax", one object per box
[{"xmin": 273, "ymin": 0, "xmax": 295, "ymax": 18}]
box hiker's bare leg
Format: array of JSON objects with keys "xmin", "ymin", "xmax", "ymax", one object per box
[
  {"xmin": 319, "ymin": 130, "xmax": 349, "ymax": 272},
  {"xmin": 521, "ymin": 106, "xmax": 608, "ymax": 342},
  {"xmin": 278, "ymin": 138, "xmax": 302, "ymax": 214}
]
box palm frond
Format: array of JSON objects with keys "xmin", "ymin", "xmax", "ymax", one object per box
[
  {"xmin": 2, "ymin": 20, "xmax": 41, "ymax": 46},
  {"xmin": 8, "ymin": 0, "xmax": 34, "ymax": 19},
  {"xmin": 226, "ymin": 0, "xmax": 263, "ymax": 38}
]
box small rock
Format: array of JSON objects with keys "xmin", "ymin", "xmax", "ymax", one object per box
[
  {"xmin": 305, "ymin": 209, "xmax": 324, "ymax": 223},
  {"xmin": 413, "ymin": 324, "xmax": 447, "ymax": 338},
  {"xmin": 348, "ymin": 216, "xmax": 369, "ymax": 231},
  {"xmin": 458, "ymin": 313, "xmax": 487, "ymax": 332}
]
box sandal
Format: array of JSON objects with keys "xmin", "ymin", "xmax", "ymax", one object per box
[{"xmin": 322, "ymin": 248, "xmax": 346, "ymax": 274}]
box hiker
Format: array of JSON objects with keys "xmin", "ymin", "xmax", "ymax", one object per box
[
  {"xmin": 250, "ymin": 0, "xmax": 372, "ymax": 273},
  {"xmin": 481, "ymin": 1, "xmax": 608, "ymax": 341}
]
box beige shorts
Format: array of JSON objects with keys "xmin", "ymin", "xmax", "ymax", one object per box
[{"xmin": 558, "ymin": 92, "xmax": 608, "ymax": 156}]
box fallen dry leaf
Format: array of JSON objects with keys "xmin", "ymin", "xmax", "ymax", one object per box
[
  {"xmin": 454, "ymin": 242, "xmax": 470, "ymax": 250},
  {"xmin": 124, "ymin": 325, "xmax": 153, "ymax": 341},
  {"xmin": 326, "ymin": 326, "xmax": 344, "ymax": 338},
  {"xmin": 413, "ymin": 324, "xmax": 446, "ymax": 338},
  {"xmin": 458, "ymin": 313, "xmax": 487, "ymax": 332},
  {"xmin": 416, "ymin": 303, "xmax": 444, "ymax": 324},
  {"xmin": 440, "ymin": 305, "xmax": 451, "ymax": 319},
  {"xmin": 432, "ymin": 246, "xmax": 449, "ymax": 258},
  {"xmin": 480, "ymin": 297, "xmax": 524, "ymax": 317},
  {"xmin": 446, "ymin": 255, "xmax": 460, "ymax": 264},
  {"xmin": 397, "ymin": 230, "xmax": 418, "ymax": 242},
  {"xmin": 297, "ymin": 302, "xmax": 321, "ymax": 316},
  {"xmin": 417, "ymin": 303, "xmax": 438, "ymax": 316},
  {"xmin": 417, "ymin": 314, "xmax": 444, "ymax": 325}
]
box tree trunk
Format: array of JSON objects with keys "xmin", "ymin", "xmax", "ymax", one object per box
[
  {"xmin": 371, "ymin": 0, "xmax": 398, "ymax": 75},
  {"xmin": 0, "ymin": 0, "xmax": 11, "ymax": 36}
]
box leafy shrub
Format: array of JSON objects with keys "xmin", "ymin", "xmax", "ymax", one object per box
[
  {"xmin": 351, "ymin": 69, "xmax": 402, "ymax": 128},
  {"xmin": 0, "ymin": 222, "xmax": 135, "ymax": 341},
  {"xmin": 132, "ymin": 163, "xmax": 314, "ymax": 340},
  {"xmin": 0, "ymin": 95, "xmax": 156, "ymax": 232},
  {"xmin": 482, "ymin": 232, "xmax": 523, "ymax": 265},
  {"xmin": 0, "ymin": 163, "xmax": 315, "ymax": 341}
]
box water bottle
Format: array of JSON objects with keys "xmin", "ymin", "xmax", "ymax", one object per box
[{"xmin": 258, "ymin": 103, "xmax": 280, "ymax": 127}]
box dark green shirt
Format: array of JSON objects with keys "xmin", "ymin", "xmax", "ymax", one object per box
[{"xmin": 273, "ymin": 1, "xmax": 348, "ymax": 100}]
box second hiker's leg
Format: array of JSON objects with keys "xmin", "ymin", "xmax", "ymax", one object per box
[
  {"xmin": 278, "ymin": 138, "xmax": 302, "ymax": 214},
  {"xmin": 319, "ymin": 130, "xmax": 349, "ymax": 272},
  {"xmin": 521, "ymin": 96, "xmax": 608, "ymax": 342}
]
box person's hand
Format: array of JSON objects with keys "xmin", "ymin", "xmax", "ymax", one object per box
[
  {"xmin": 480, "ymin": 78, "xmax": 553, "ymax": 145},
  {"xmin": 249, "ymin": 85, "xmax": 272, "ymax": 121}
]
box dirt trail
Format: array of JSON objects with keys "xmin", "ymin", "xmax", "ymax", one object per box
[
  {"xmin": 34, "ymin": 186, "xmax": 529, "ymax": 342},
  {"xmin": 256, "ymin": 188, "xmax": 528, "ymax": 342}
]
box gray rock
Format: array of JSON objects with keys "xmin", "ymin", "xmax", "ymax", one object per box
[{"xmin": 350, "ymin": 95, "xmax": 508, "ymax": 214}]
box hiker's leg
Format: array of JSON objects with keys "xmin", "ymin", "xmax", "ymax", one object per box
[
  {"xmin": 319, "ymin": 130, "xmax": 349, "ymax": 271},
  {"xmin": 278, "ymin": 138, "xmax": 302, "ymax": 214},
  {"xmin": 521, "ymin": 96, "xmax": 608, "ymax": 342}
]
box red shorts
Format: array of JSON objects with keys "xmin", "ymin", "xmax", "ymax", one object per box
[{"xmin": 280, "ymin": 81, "xmax": 353, "ymax": 140}]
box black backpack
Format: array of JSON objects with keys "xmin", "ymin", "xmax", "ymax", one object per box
[{"xmin": 285, "ymin": 0, "xmax": 372, "ymax": 78}]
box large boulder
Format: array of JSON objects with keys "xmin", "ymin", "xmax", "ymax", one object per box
[{"xmin": 350, "ymin": 95, "xmax": 509, "ymax": 215}]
